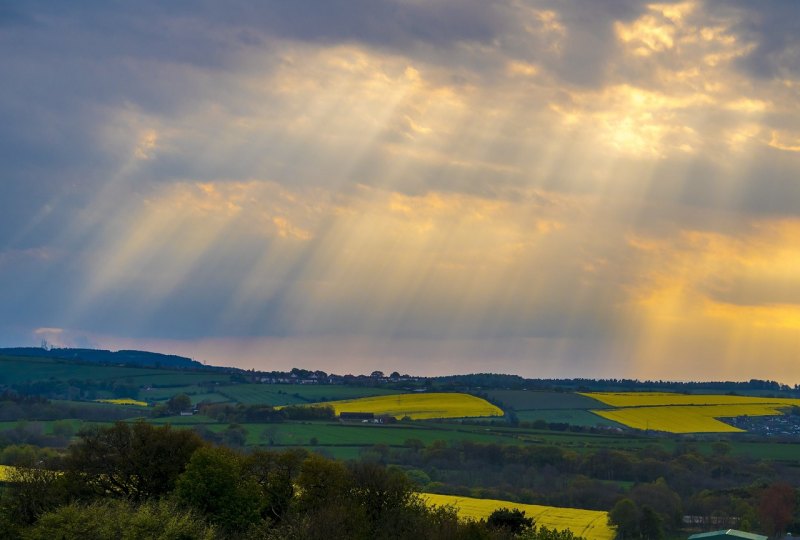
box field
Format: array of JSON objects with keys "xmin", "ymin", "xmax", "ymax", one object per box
[
  {"xmin": 217, "ymin": 384, "xmax": 402, "ymax": 406},
  {"xmin": 0, "ymin": 355, "xmax": 232, "ymax": 386},
  {"xmin": 300, "ymin": 393, "xmax": 504, "ymax": 420},
  {"xmin": 582, "ymin": 392, "xmax": 800, "ymax": 433},
  {"xmin": 514, "ymin": 409, "xmax": 623, "ymax": 428},
  {"xmin": 95, "ymin": 398, "xmax": 149, "ymax": 407},
  {"xmin": 583, "ymin": 392, "xmax": 800, "ymax": 408},
  {"xmin": 423, "ymin": 493, "xmax": 615, "ymax": 540},
  {"xmin": 0, "ymin": 464, "xmax": 15, "ymax": 482},
  {"xmin": 487, "ymin": 390, "xmax": 612, "ymax": 411}
]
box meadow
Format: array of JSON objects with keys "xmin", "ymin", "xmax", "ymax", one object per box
[
  {"xmin": 582, "ymin": 392, "xmax": 800, "ymax": 433},
  {"xmin": 487, "ymin": 390, "xmax": 612, "ymax": 410},
  {"xmin": 218, "ymin": 383, "xmax": 402, "ymax": 406},
  {"xmin": 513, "ymin": 409, "xmax": 623, "ymax": 427},
  {"xmin": 299, "ymin": 392, "xmax": 504, "ymax": 420},
  {"xmin": 423, "ymin": 493, "xmax": 615, "ymax": 540}
]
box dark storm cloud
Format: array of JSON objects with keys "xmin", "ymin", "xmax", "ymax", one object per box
[
  {"xmin": 706, "ymin": 0, "xmax": 800, "ymax": 79},
  {"xmin": 1, "ymin": 0, "xmax": 800, "ymax": 379}
]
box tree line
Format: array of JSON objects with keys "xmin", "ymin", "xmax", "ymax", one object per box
[
  {"xmin": 1, "ymin": 421, "xmax": 582, "ymax": 540},
  {"xmin": 363, "ymin": 438, "xmax": 800, "ymax": 538}
]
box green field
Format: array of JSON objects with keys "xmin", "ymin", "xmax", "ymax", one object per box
[
  {"xmin": 482, "ymin": 390, "xmax": 619, "ymax": 428},
  {"xmin": 514, "ymin": 409, "xmax": 624, "ymax": 427},
  {"xmin": 217, "ymin": 383, "xmax": 404, "ymax": 406},
  {"xmin": 149, "ymin": 415, "xmax": 220, "ymax": 425},
  {"xmin": 4, "ymin": 353, "xmax": 800, "ymax": 467},
  {"xmin": 485, "ymin": 390, "xmax": 611, "ymax": 411},
  {"xmin": 0, "ymin": 355, "xmax": 233, "ymax": 387}
]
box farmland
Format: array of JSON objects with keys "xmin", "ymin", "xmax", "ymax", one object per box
[
  {"xmin": 592, "ymin": 404, "xmax": 795, "ymax": 433},
  {"xmin": 423, "ymin": 493, "xmax": 615, "ymax": 540},
  {"xmin": 0, "ymin": 464, "xmax": 15, "ymax": 482},
  {"xmin": 4, "ymin": 354, "xmax": 800, "ymax": 539},
  {"xmin": 487, "ymin": 390, "xmax": 612, "ymax": 411},
  {"xmin": 582, "ymin": 392, "xmax": 800, "ymax": 433},
  {"xmin": 217, "ymin": 383, "xmax": 402, "ymax": 406},
  {"xmin": 301, "ymin": 392, "xmax": 504, "ymax": 420},
  {"xmin": 95, "ymin": 398, "xmax": 148, "ymax": 407},
  {"xmin": 583, "ymin": 392, "xmax": 800, "ymax": 408}
]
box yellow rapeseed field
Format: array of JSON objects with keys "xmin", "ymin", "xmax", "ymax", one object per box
[
  {"xmin": 582, "ymin": 392, "xmax": 800, "ymax": 433},
  {"xmin": 423, "ymin": 493, "xmax": 615, "ymax": 540},
  {"xmin": 0, "ymin": 464, "xmax": 18, "ymax": 482},
  {"xmin": 306, "ymin": 392, "xmax": 504, "ymax": 420},
  {"xmin": 582, "ymin": 392, "xmax": 800, "ymax": 408},
  {"xmin": 95, "ymin": 398, "xmax": 149, "ymax": 407}
]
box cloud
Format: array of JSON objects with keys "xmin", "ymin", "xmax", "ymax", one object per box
[{"xmin": 1, "ymin": 1, "xmax": 800, "ymax": 378}]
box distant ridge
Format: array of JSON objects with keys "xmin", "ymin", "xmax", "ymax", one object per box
[{"xmin": 0, "ymin": 347, "xmax": 204, "ymax": 369}]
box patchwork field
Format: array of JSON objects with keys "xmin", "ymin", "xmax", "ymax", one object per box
[
  {"xmin": 583, "ymin": 392, "xmax": 800, "ymax": 433},
  {"xmin": 301, "ymin": 392, "xmax": 504, "ymax": 420},
  {"xmin": 95, "ymin": 398, "xmax": 149, "ymax": 407},
  {"xmin": 487, "ymin": 390, "xmax": 612, "ymax": 410},
  {"xmin": 218, "ymin": 383, "xmax": 402, "ymax": 406},
  {"xmin": 583, "ymin": 392, "xmax": 800, "ymax": 408},
  {"xmin": 423, "ymin": 493, "xmax": 615, "ymax": 540},
  {"xmin": 514, "ymin": 409, "xmax": 624, "ymax": 427}
]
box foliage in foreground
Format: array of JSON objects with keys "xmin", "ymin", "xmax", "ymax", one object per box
[{"xmin": 0, "ymin": 421, "xmax": 585, "ymax": 540}]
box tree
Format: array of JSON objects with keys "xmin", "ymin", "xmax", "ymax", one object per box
[
  {"xmin": 222, "ymin": 423, "xmax": 247, "ymax": 447},
  {"xmin": 758, "ymin": 483, "xmax": 797, "ymax": 537},
  {"xmin": 246, "ymin": 449, "xmax": 307, "ymax": 523},
  {"xmin": 638, "ymin": 505, "xmax": 664, "ymax": 540},
  {"xmin": 0, "ymin": 466, "xmax": 68, "ymax": 529},
  {"xmin": 22, "ymin": 499, "xmax": 216, "ymax": 540},
  {"xmin": 349, "ymin": 461, "xmax": 416, "ymax": 528},
  {"xmin": 64, "ymin": 421, "xmax": 204, "ymax": 501},
  {"xmin": 175, "ymin": 446, "xmax": 262, "ymax": 533},
  {"xmin": 629, "ymin": 479, "xmax": 682, "ymax": 532},
  {"xmin": 295, "ymin": 454, "xmax": 352, "ymax": 512},
  {"xmin": 167, "ymin": 393, "xmax": 192, "ymax": 414},
  {"xmin": 487, "ymin": 507, "xmax": 534, "ymax": 535},
  {"xmin": 609, "ymin": 498, "xmax": 639, "ymax": 539}
]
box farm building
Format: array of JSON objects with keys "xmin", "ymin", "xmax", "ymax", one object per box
[
  {"xmin": 339, "ymin": 412, "xmax": 374, "ymax": 421},
  {"xmin": 688, "ymin": 530, "xmax": 767, "ymax": 540}
]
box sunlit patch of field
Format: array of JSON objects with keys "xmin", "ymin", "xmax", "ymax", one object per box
[
  {"xmin": 301, "ymin": 392, "xmax": 504, "ymax": 420},
  {"xmin": 423, "ymin": 493, "xmax": 614, "ymax": 540},
  {"xmin": 95, "ymin": 398, "xmax": 149, "ymax": 407},
  {"xmin": 582, "ymin": 392, "xmax": 800, "ymax": 408},
  {"xmin": 582, "ymin": 392, "xmax": 800, "ymax": 433},
  {"xmin": 591, "ymin": 404, "xmax": 793, "ymax": 433},
  {"xmin": 0, "ymin": 464, "xmax": 18, "ymax": 481}
]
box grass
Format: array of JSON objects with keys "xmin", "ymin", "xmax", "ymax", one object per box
[
  {"xmin": 217, "ymin": 384, "xmax": 403, "ymax": 406},
  {"xmin": 423, "ymin": 493, "xmax": 615, "ymax": 540},
  {"xmin": 164, "ymin": 420, "xmax": 527, "ymax": 448},
  {"xmin": 0, "ymin": 355, "xmax": 233, "ymax": 386},
  {"xmin": 300, "ymin": 393, "xmax": 504, "ymax": 420},
  {"xmin": 149, "ymin": 415, "xmax": 219, "ymax": 425},
  {"xmin": 487, "ymin": 391, "xmax": 612, "ymax": 411},
  {"xmin": 514, "ymin": 410, "xmax": 624, "ymax": 428},
  {"xmin": 582, "ymin": 392, "xmax": 800, "ymax": 433}
]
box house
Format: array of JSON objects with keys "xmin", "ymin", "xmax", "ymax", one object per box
[
  {"xmin": 688, "ymin": 530, "xmax": 767, "ymax": 540},
  {"xmin": 339, "ymin": 412, "xmax": 374, "ymax": 422}
]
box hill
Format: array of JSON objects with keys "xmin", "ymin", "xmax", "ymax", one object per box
[{"xmin": 0, "ymin": 347, "xmax": 204, "ymax": 369}]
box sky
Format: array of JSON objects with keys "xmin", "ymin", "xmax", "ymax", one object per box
[{"xmin": 1, "ymin": 1, "xmax": 799, "ymax": 381}]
